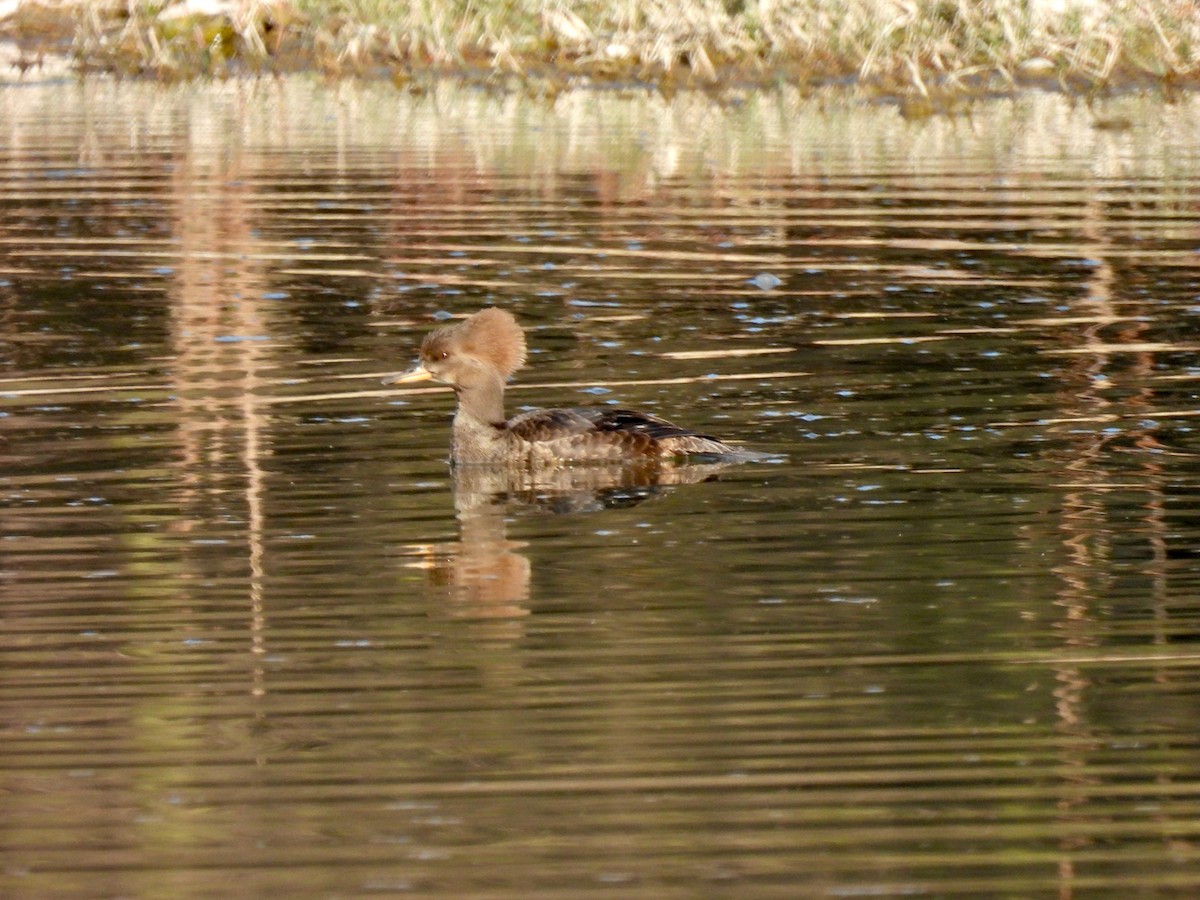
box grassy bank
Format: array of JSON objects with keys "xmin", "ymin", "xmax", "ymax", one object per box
[{"xmin": 2, "ymin": 0, "xmax": 1199, "ymax": 102}]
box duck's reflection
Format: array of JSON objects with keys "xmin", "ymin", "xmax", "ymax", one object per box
[{"xmin": 411, "ymin": 460, "xmax": 736, "ymax": 624}]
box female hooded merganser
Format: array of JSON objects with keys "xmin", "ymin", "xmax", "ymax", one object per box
[{"xmin": 384, "ymin": 308, "xmax": 756, "ymax": 465}]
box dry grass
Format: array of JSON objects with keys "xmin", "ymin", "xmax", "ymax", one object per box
[{"xmin": 2, "ymin": 0, "xmax": 1199, "ymax": 99}]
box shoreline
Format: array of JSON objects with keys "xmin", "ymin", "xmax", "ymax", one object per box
[{"xmin": 1, "ymin": 0, "xmax": 1197, "ymax": 110}]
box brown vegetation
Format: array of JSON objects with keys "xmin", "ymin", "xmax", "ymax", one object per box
[{"xmin": 1, "ymin": 0, "xmax": 1198, "ymax": 101}]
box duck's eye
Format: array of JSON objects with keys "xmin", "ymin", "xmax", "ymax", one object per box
[{"xmin": 438, "ymin": 351, "xmax": 448, "ymax": 360}]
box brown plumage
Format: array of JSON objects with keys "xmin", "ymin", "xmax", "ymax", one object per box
[
  {"xmin": 425, "ymin": 307, "xmax": 527, "ymax": 379},
  {"xmin": 384, "ymin": 308, "xmax": 757, "ymax": 465}
]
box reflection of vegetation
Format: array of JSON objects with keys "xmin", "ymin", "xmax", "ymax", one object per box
[
  {"xmin": 3, "ymin": 77, "xmax": 1200, "ymax": 894},
  {"xmin": 2, "ymin": 0, "xmax": 1199, "ymax": 101}
]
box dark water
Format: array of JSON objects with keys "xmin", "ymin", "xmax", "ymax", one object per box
[{"xmin": 4, "ymin": 79, "xmax": 1200, "ymax": 897}]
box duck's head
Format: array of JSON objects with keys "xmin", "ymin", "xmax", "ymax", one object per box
[{"xmin": 384, "ymin": 307, "xmax": 528, "ymax": 390}]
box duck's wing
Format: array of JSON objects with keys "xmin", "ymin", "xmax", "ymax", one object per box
[
  {"xmin": 584, "ymin": 408, "xmax": 724, "ymax": 442},
  {"xmin": 501, "ymin": 407, "xmax": 609, "ymax": 442},
  {"xmin": 503, "ymin": 407, "xmax": 702, "ymax": 440},
  {"xmin": 582, "ymin": 408, "xmax": 751, "ymax": 457},
  {"xmin": 503, "ymin": 407, "xmax": 737, "ymax": 457}
]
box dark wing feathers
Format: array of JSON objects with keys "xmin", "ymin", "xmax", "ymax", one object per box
[
  {"xmin": 503, "ymin": 407, "xmax": 736, "ymax": 458},
  {"xmin": 586, "ymin": 409, "xmax": 722, "ymax": 443},
  {"xmin": 502, "ymin": 408, "xmax": 601, "ymax": 442}
]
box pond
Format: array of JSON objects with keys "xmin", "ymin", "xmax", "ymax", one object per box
[{"xmin": 4, "ymin": 78, "xmax": 1200, "ymax": 896}]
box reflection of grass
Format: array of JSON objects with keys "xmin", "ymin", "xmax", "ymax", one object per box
[{"xmin": 3, "ymin": 0, "xmax": 1199, "ymax": 100}]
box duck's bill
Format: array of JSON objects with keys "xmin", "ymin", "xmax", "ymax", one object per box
[{"xmin": 382, "ymin": 362, "xmax": 433, "ymax": 385}]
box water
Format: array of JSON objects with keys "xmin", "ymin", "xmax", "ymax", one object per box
[{"xmin": 4, "ymin": 78, "xmax": 1200, "ymax": 897}]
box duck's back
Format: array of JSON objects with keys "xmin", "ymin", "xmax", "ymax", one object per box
[{"xmin": 503, "ymin": 407, "xmax": 739, "ymax": 461}]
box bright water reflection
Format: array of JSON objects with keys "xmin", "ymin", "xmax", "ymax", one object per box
[{"xmin": 4, "ymin": 78, "xmax": 1200, "ymax": 896}]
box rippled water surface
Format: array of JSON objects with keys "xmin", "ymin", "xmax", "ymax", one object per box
[{"xmin": 5, "ymin": 79, "xmax": 1200, "ymax": 897}]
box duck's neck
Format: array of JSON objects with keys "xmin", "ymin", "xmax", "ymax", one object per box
[
  {"xmin": 456, "ymin": 370, "xmax": 506, "ymax": 425},
  {"xmin": 451, "ymin": 372, "xmax": 508, "ymax": 462}
]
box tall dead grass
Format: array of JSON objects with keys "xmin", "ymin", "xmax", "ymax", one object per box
[{"xmin": 2, "ymin": 0, "xmax": 1198, "ymax": 98}]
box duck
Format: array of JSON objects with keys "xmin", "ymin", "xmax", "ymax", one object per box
[{"xmin": 383, "ymin": 308, "xmax": 758, "ymax": 465}]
